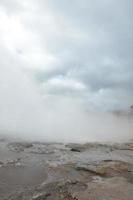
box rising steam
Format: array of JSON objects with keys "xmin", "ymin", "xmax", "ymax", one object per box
[{"xmin": 0, "ymin": 51, "xmax": 132, "ymax": 143}]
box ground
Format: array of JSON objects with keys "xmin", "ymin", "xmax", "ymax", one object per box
[{"xmin": 0, "ymin": 138, "xmax": 133, "ymax": 200}]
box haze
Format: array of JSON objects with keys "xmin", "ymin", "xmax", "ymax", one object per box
[{"xmin": 0, "ymin": 0, "xmax": 133, "ymax": 142}]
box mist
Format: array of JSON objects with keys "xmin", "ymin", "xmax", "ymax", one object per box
[
  {"xmin": 0, "ymin": 0, "xmax": 133, "ymax": 143},
  {"xmin": 0, "ymin": 51, "xmax": 132, "ymax": 143},
  {"xmin": 1, "ymin": 2, "xmax": 133, "ymax": 199}
]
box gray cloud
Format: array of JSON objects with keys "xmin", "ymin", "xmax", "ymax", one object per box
[
  {"xmin": 0, "ymin": 0, "xmax": 133, "ymax": 141},
  {"xmin": 22, "ymin": 0, "xmax": 133, "ymax": 110},
  {"xmin": 1, "ymin": 0, "xmax": 133, "ymax": 108}
]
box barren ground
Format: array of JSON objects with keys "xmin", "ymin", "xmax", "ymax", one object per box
[{"xmin": 0, "ymin": 137, "xmax": 133, "ymax": 200}]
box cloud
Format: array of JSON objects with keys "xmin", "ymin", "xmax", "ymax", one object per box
[
  {"xmin": 41, "ymin": 76, "xmax": 87, "ymax": 97},
  {"xmin": 0, "ymin": 0, "xmax": 133, "ymax": 142}
]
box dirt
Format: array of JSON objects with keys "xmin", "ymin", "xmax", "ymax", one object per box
[{"xmin": 0, "ymin": 138, "xmax": 133, "ymax": 199}]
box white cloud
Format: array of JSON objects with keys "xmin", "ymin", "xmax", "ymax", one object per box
[
  {"xmin": 0, "ymin": 0, "xmax": 133, "ymax": 110},
  {"xmin": 42, "ymin": 76, "xmax": 87, "ymax": 94},
  {"xmin": 0, "ymin": 4, "xmax": 60, "ymax": 71},
  {"xmin": 0, "ymin": 0, "xmax": 133, "ymax": 142}
]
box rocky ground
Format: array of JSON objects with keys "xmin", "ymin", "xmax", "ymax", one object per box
[{"xmin": 0, "ymin": 138, "xmax": 133, "ymax": 200}]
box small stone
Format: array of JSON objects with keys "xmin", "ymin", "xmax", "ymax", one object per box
[
  {"xmin": 70, "ymin": 148, "xmax": 81, "ymax": 152},
  {"xmin": 32, "ymin": 192, "xmax": 50, "ymax": 200}
]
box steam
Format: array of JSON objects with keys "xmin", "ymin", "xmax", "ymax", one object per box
[{"xmin": 0, "ymin": 50, "xmax": 132, "ymax": 143}]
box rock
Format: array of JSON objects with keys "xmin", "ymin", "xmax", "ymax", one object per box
[
  {"xmin": 6, "ymin": 179, "xmax": 87, "ymax": 200},
  {"xmin": 127, "ymin": 143, "xmax": 133, "ymax": 149},
  {"xmin": 70, "ymin": 148, "xmax": 81, "ymax": 152},
  {"xmin": 66, "ymin": 144, "xmax": 85, "ymax": 152},
  {"xmin": 5, "ymin": 158, "xmax": 22, "ymax": 166},
  {"xmin": 32, "ymin": 192, "xmax": 50, "ymax": 200},
  {"xmin": 66, "ymin": 143, "xmax": 96, "ymax": 152},
  {"xmin": 111, "ymin": 143, "xmax": 133, "ymax": 151},
  {"xmin": 0, "ymin": 158, "xmax": 22, "ymax": 167},
  {"xmin": 67, "ymin": 143, "xmax": 114, "ymax": 152},
  {"xmin": 92, "ymin": 176, "xmax": 104, "ymax": 183},
  {"xmin": 30, "ymin": 146, "xmax": 54, "ymax": 154},
  {"xmin": 76, "ymin": 160, "xmax": 130, "ymax": 176},
  {"xmin": 0, "ymin": 161, "xmax": 4, "ymax": 167},
  {"xmin": 7, "ymin": 142, "xmax": 33, "ymax": 152},
  {"xmin": 86, "ymin": 177, "xmax": 133, "ymax": 200}
]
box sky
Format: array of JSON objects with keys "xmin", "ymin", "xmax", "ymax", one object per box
[{"xmin": 0, "ymin": 0, "xmax": 133, "ymax": 142}]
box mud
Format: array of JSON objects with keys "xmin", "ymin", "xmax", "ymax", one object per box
[{"xmin": 0, "ymin": 138, "xmax": 133, "ymax": 199}]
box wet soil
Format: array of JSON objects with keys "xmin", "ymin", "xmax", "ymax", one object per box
[{"xmin": 0, "ymin": 138, "xmax": 133, "ymax": 199}]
